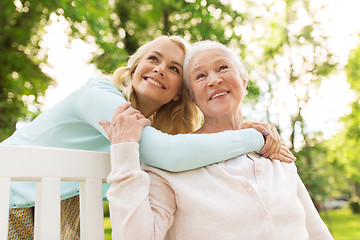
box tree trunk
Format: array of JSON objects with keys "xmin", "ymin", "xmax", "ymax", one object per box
[{"xmin": 163, "ymin": 6, "xmax": 169, "ymax": 35}]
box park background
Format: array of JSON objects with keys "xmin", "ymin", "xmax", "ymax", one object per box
[{"xmin": 1, "ymin": 0, "xmax": 360, "ymax": 239}]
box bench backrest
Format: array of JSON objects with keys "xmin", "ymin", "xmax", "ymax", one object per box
[{"xmin": 0, "ymin": 145, "xmax": 110, "ymax": 240}]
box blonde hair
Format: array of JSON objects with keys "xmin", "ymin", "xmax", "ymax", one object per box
[
  {"xmin": 183, "ymin": 40, "xmax": 249, "ymax": 99},
  {"xmin": 112, "ymin": 36, "xmax": 201, "ymax": 134}
]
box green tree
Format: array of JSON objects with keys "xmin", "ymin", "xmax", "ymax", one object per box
[
  {"xmin": 0, "ymin": 0, "xmax": 109, "ymax": 141},
  {"xmin": 326, "ymin": 38, "xmax": 360, "ymax": 198},
  {"xmin": 2, "ymin": 0, "xmax": 261, "ymax": 141},
  {"xmin": 234, "ymin": 0, "xmax": 339, "ymax": 198},
  {"xmin": 90, "ymin": 0, "xmax": 250, "ymax": 72},
  {"xmin": 241, "ymin": 0, "xmax": 338, "ymax": 149}
]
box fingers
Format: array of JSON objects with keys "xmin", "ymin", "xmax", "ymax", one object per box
[
  {"xmin": 112, "ymin": 104, "xmax": 145, "ymax": 124},
  {"xmin": 101, "ymin": 103, "xmax": 150, "ymax": 144},
  {"xmin": 139, "ymin": 118, "xmax": 152, "ymax": 127},
  {"xmin": 111, "ymin": 102, "xmax": 148, "ymax": 125},
  {"xmin": 279, "ymin": 144, "xmax": 297, "ymax": 162},
  {"xmin": 247, "ymin": 124, "xmax": 269, "ymax": 136},
  {"xmin": 271, "ymin": 154, "xmax": 293, "ymax": 163},
  {"xmin": 243, "ymin": 122, "xmax": 273, "ymax": 156},
  {"xmin": 267, "ymin": 124, "xmax": 281, "ymax": 155},
  {"xmin": 268, "ymin": 144, "xmax": 297, "ymax": 163},
  {"xmin": 261, "ymin": 133, "xmax": 278, "ymax": 157},
  {"xmin": 260, "ymin": 124, "xmax": 281, "ymax": 157},
  {"xmin": 113, "ymin": 102, "xmax": 131, "ymax": 116},
  {"xmin": 98, "ymin": 120, "xmax": 113, "ymax": 142},
  {"xmin": 244, "ymin": 121, "xmax": 281, "ymax": 157},
  {"xmin": 98, "ymin": 120, "xmax": 110, "ymax": 133},
  {"xmin": 115, "ymin": 102, "xmax": 132, "ymax": 115},
  {"xmin": 110, "ymin": 102, "xmax": 132, "ymax": 123}
]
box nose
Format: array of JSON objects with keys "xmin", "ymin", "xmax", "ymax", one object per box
[
  {"xmin": 207, "ymin": 73, "xmax": 222, "ymax": 87},
  {"xmin": 153, "ymin": 64, "xmax": 165, "ymax": 77}
]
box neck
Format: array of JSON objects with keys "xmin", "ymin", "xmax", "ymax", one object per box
[
  {"xmin": 195, "ymin": 109, "xmax": 244, "ymax": 134},
  {"xmin": 135, "ymin": 95, "xmax": 163, "ymax": 118}
]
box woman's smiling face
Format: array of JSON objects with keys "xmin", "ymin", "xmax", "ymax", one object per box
[
  {"xmin": 188, "ymin": 48, "xmax": 247, "ymax": 118},
  {"xmin": 132, "ymin": 39, "xmax": 185, "ymax": 106}
]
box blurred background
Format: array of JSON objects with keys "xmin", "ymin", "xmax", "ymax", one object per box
[{"xmin": 1, "ymin": 0, "xmax": 360, "ymax": 238}]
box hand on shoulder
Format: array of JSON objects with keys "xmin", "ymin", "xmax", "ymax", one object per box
[{"xmin": 99, "ymin": 102, "xmax": 151, "ymax": 144}]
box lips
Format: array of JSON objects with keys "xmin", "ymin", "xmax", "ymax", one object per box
[
  {"xmin": 143, "ymin": 76, "xmax": 166, "ymax": 89},
  {"xmin": 209, "ymin": 90, "xmax": 230, "ymax": 100}
]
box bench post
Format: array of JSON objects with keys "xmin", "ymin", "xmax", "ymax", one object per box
[
  {"xmin": 80, "ymin": 178, "xmax": 105, "ymax": 240},
  {"xmin": 34, "ymin": 177, "xmax": 61, "ymax": 240},
  {"xmin": 0, "ymin": 178, "xmax": 10, "ymax": 240}
]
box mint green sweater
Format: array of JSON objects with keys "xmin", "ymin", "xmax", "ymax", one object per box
[{"xmin": 1, "ymin": 77, "xmax": 264, "ymax": 208}]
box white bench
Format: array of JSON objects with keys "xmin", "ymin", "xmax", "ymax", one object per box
[{"xmin": 0, "ymin": 145, "xmax": 110, "ymax": 240}]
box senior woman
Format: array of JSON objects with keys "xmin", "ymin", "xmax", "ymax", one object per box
[{"xmin": 102, "ymin": 41, "xmax": 333, "ymax": 239}]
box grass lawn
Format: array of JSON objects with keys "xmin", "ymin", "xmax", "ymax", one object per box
[
  {"xmin": 104, "ymin": 208, "xmax": 360, "ymax": 239},
  {"xmin": 104, "ymin": 216, "xmax": 111, "ymax": 240},
  {"xmin": 320, "ymin": 208, "xmax": 360, "ymax": 240}
]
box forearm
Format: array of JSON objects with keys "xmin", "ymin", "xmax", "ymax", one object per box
[
  {"xmin": 139, "ymin": 127, "xmax": 264, "ymax": 172},
  {"xmin": 107, "ymin": 143, "xmax": 174, "ymax": 239}
]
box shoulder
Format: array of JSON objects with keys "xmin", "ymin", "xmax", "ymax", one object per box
[
  {"xmin": 141, "ymin": 163, "xmax": 179, "ymax": 182},
  {"xmin": 81, "ymin": 77, "xmax": 126, "ymax": 99},
  {"xmin": 86, "ymin": 77, "xmax": 116, "ymax": 90},
  {"xmin": 248, "ymin": 152, "xmax": 298, "ymax": 173},
  {"xmin": 142, "ymin": 163, "xmax": 166, "ymax": 176},
  {"xmin": 141, "ymin": 163, "xmax": 177, "ymax": 188}
]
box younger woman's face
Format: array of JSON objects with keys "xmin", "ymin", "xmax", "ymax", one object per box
[{"xmin": 132, "ymin": 39, "xmax": 185, "ymax": 107}]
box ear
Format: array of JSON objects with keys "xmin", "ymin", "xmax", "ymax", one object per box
[{"xmin": 243, "ymin": 79, "xmax": 248, "ymax": 88}]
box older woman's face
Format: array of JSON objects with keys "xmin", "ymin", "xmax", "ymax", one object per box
[{"xmin": 188, "ymin": 49, "xmax": 247, "ymax": 118}]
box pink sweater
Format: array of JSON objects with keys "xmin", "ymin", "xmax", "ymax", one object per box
[{"xmin": 107, "ymin": 143, "xmax": 333, "ymax": 240}]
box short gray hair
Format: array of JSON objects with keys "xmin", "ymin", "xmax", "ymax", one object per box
[{"xmin": 183, "ymin": 40, "xmax": 249, "ymax": 98}]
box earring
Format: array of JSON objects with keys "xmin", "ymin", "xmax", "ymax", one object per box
[{"xmin": 173, "ymin": 93, "xmax": 181, "ymax": 101}]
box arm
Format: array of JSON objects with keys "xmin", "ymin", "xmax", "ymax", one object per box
[
  {"xmin": 107, "ymin": 143, "xmax": 175, "ymax": 239},
  {"xmin": 296, "ymin": 175, "xmax": 334, "ymax": 239},
  {"xmin": 81, "ymin": 78, "xmax": 265, "ymax": 171},
  {"xmin": 139, "ymin": 127, "xmax": 264, "ymax": 172}
]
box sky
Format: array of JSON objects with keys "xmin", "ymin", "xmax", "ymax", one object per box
[{"xmin": 39, "ymin": 0, "xmax": 360, "ymax": 138}]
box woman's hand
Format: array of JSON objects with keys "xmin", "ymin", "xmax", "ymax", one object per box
[
  {"xmin": 243, "ymin": 121, "xmax": 296, "ymax": 163},
  {"xmin": 98, "ymin": 102, "xmax": 151, "ymax": 144},
  {"xmin": 269, "ymin": 143, "xmax": 296, "ymax": 163}
]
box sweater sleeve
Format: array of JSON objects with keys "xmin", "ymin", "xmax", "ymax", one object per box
[
  {"xmin": 139, "ymin": 127, "xmax": 264, "ymax": 172},
  {"xmin": 77, "ymin": 78, "xmax": 128, "ymax": 139},
  {"xmin": 77, "ymin": 78, "xmax": 265, "ymax": 172},
  {"xmin": 107, "ymin": 143, "xmax": 175, "ymax": 240},
  {"xmin": 297, "ymin": 175, "xmax": 334, "ymax": 239}
]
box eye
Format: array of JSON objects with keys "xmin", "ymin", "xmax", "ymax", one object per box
[
  {"xmin": 219, "ymin": 65, "xmax": 228, "ymax": 71},
  {"xmin": 170, "ymin": 66, "xmax": 180, "ymax": 73},
  {"xmin": 148, "ymin": 55, "xmax": 159, "ymax": 62},
  {"xmin": 196, "ymin": 73, "xmax": 206, "ymax": 80}
]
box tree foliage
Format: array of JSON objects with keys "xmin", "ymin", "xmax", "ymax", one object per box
[
  {"xmin": 1, "ymin": 0, "xmax": 262, "ymax": 141},
  {"xmin": 240, "ymin": 0, "xmax": 338, "ymax": 149},
  {"xmin": 89, "ymin": 0, "xmax": 249, "ymax": 73},
  {"xmin": 0, "ymin": 0, "xmax": 109, "ymax": 140},
  {"xmin": 326, "ymin": 39, "xmax": 360, "ymax": 196},
  {"xmin": 1, "ymin": 0, "xmax": 52, "ymax": 140},
  {"xmin": 234, "ymin": 0, "xmax": 339, "ymax": 198}
]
